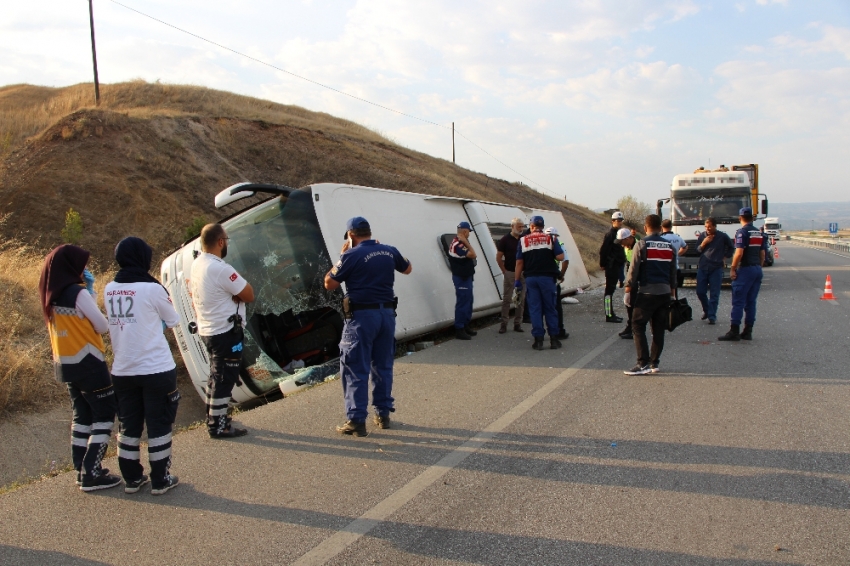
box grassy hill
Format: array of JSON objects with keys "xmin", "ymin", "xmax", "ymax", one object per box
[
  {"xmin": 0, "ymin": 81, "xmax": 609, "ymax": 416},
  {"xmin": 0, "ymin": 81, "xmax": 608, "ymax": 266}
]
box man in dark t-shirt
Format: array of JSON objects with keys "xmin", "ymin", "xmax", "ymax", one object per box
[{"xmin": 495, "ymin": 218, "xmax": 527, "ymax": 334}]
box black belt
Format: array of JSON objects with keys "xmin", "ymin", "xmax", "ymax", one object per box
[{"xmin": 349, "ymin": 302, "xmax": 395, "ymax": 312}]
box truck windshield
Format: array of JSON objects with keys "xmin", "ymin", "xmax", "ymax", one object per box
[
  {"xmin": 222, "ymin": 188, "xmax": 343, "ymax": 396},
  {"xmin": 671, "ymin": 194, "xmax": 750, "ymax": 226},
  {"xmin": 765, "ymin": 223, "xmax": 780, "ymax": 230}
]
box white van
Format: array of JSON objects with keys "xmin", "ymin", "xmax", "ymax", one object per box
[{"xmin": 160, "ymin": 182, "xmax": 590, "ymax": 404}]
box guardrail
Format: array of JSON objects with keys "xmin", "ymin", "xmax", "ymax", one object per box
[{"xmin": 787, "ymin": 236, "xmax": 850, "ymax": 253}]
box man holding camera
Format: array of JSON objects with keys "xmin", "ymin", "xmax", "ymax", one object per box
[
  {"xmin": 191, "ymin": 223, "xmax": 254, "ymax": 439},
  {"xmin": 325, "ymin": 217, "xmax": 412, "ymax": 437}
]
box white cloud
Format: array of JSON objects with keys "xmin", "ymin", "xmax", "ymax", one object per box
[
  {"xmin": 711, "ymin": 60, "xmax": 850, "ymax": 136},
  {"xmin": 538, "ymin": 61, "xmax": 701, "ymax": 116},
  {"xmin": 772, "ymin": 25, "xmax": 850, "ymax": 60}
]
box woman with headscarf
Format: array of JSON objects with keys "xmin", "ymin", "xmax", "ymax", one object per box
[
  {"xmin": 39, "ymin": 244, "xmax": 120, "ymax": 492},
  {"xmin": 105, "ymin": 237, "xmax": 181, "ymax": 495}
]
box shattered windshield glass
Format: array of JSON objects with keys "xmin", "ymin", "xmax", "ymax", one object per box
[
  {"xmin": 671, "ymin": 193, "xmax": 750, "ymax": 226},
  {"xmin": 223, "ymin": 188, "xmax": 343, "ymax": 395}
]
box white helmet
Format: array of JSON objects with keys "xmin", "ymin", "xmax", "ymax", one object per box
[
  {"xmin": 611, "ymin": 211, "xmax": 624, "ymax": 221},
  {"xmin": 544, "ymin": 226, "xmax": 559, "ymax": 236}
]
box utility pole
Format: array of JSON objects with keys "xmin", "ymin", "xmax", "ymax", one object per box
[
  {"xmin": 452, "ymin": 122, "xmax": 455, "ymax": 164},
  {"xmin": 88, "ymin": 0, "xmax": 101, "ymax": 105}
]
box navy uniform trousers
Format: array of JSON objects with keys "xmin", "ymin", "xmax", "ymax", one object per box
[
  {"xmin": 730, "ymin": 265, "xmax": 763, "ymax": 326},
  {"xmin": 67, "ymin": 368, "xmax": 117, "ymax": 480},
  {"xmin": 115, "ymin": 369, "xmax": 180, "ymax": 485},
  {"xmin": 526, "ymin": 276, "xmax": 559, "ymax": 337},
  {"xmin": 452, "ymin": 275, "xmax": 473, "ymax": 329},
  {"xmin": 201, "ymin": 330, "xmax": 243, "ymax": 435},
  {"xmin": 339, "ymin": 308, "xmax": 396, "ymax": 423}
]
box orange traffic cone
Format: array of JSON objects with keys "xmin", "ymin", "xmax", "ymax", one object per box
[
  {"xmin": 774, "ymin": 246, "xmax": 779, "ymax": 259},
  {"xmin": 820, "ymin": 275, "xmax": 836, "ymax": 300}
]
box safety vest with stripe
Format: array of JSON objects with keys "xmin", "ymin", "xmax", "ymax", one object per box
[
  {"xmin": 735, "ymin": 223, "xmax": 764, "ymax": 267},
  {"xmin": 48, "ymin": 285, "xmax": 107, "ymax": 382},
  {"xmin": 639, "ymin": 235, "xmax": 675, "ymax": 287}
]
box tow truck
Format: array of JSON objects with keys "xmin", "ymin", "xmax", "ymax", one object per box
[{"xmin": 657, "ymin": 164, "xmax": 769, "ymax": 286}]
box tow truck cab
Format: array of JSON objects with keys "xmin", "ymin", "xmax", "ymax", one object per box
[
  {"xmin": 657, "ymin": 165, "xmax": 768, "ymax": 285},
  {"xmin": 763, "ymin": 217, "xmax": 782, "ymax": 239}
]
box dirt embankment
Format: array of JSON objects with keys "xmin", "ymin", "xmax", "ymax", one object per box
[{"xmin": 0, "ymin": 82, "xmax": 608, "ymax": 267}]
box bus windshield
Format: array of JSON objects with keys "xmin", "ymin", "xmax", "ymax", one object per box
[
  {"xmin": 671, "ymin": 193, "xmax": 750, "ymax": 226},
  {"xmin": 223, "ymin": 188, "xmax": 343, "ymax": 396}
]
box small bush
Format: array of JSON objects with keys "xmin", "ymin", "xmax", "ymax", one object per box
[
  {"xmin": 184, "ymin": 216, "xmax": 207, "ymax": 241},
  {"xmin": 60, "ymin": 208, "xmax": 83, "ymax": 244}
]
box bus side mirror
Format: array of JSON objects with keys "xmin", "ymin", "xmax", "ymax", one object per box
[{"xmin": 761, "ymin": 199, "xmax": 768, "ymax": 215}]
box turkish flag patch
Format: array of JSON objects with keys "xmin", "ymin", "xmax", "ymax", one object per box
[{"xmin": 229, "ymin": 272, "xmax": 238, "ymax": 282}]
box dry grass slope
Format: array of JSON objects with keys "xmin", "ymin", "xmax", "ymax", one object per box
[{"xmin": 0, "ymin": 232, "xmax": 61, "ymax": 413}]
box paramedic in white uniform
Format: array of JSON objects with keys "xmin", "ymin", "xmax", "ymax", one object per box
[
  {"xmin": 106, "ymin": 237, "xmax": 182, "ymax": 495},
  {"xmin": 191, "ymin": 224, "xmax": 255, "ymax": 439}
]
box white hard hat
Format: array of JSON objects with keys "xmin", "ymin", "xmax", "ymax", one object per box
[
  {"xmin": 611, "ymin": 211, "xmax": 624, "ymax": 221},
  {"xmin": 544, "ymin": 226, "xmax": 559, "ymax": 236}
]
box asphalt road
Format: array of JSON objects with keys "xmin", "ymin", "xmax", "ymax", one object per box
[{"xmin": 1, "ymin": 243, "xmax": 848, "ymax": 565}]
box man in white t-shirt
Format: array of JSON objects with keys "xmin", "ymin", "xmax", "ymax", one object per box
[
  {"xmin": 191, "ymin": 223, "xmax": 254, "ymax": 439},
  {"xmin": 106, "ymin": 237, "xmax": 182, "ymax": 495},
  {"xmin": 661, "ymin": 219, "xmax": 688, "ymax": 272}
]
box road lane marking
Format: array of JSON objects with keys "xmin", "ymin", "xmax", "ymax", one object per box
[
  {"xmin": 291, "ymin": 333, "xmax": 621, "ymax": 566},
  {"xmin": 770, "ymin": 266, "xmax": 850, "ymax": 271}
]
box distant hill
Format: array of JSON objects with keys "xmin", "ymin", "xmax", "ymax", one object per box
[
  {"xmin": 764, "ymin": 202, "xmax": 850, "ymax": 232},
  {"xmin": 0, "ymin": 82, "xmax": 609, "ymax": 269}
]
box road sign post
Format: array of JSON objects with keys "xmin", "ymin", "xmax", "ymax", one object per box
[{"xmin": 829, "ymin": 222, "xmax": 839, "ymax": 238}]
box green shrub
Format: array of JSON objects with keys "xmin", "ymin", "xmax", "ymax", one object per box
[
  {"xmin": 184, "ymin": 216, "xmax": 207, "ymax": 241},
  {"xmin": 60, "ymin": 208, "xmax": 83, "ymax": 244}
]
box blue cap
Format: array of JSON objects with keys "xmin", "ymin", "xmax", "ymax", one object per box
[
  {"xmin": 739, "ymin": 207, "xmax": 753, "ymax": 216},
  {"xmin": 530, "ymin": 215, "xmax": 545, "ymax": 227},
  {"xmin": 346, "ymin": 216, "xmax": 370, "ymax": 231},
  {"xmin": 457, "ymin": 221, "xmax": 473, "ymax": 231}
]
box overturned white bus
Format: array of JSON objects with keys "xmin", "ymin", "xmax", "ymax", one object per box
[{"xmin": 160, "ymin": 183, "xmax": 591, "ymax": 404}]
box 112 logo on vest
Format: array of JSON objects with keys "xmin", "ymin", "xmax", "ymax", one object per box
[{"xmin": 646, "ymin": 241, "xmax": 674, "ymax": 261}]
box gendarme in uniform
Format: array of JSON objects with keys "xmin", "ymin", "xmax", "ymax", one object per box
[
  {"xmin": 325, "ymin": 216, "xmax": 412, "ymax": 437},
  {"xmin": 719, "ymin": 207, "xmax": 767, "ymax": 342},
  {"xmin": 516, "ymin": 215, "xmax": 565, "ymax": 350}
]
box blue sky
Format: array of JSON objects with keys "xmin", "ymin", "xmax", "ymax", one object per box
[{"xmin": 3, "ymin": 1, "xmax": 849, "ymax": 209}]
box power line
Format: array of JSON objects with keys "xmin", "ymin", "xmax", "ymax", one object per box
[{"xmin": 107, "ymin": 0, "xmax": 553, "ymax": 195}]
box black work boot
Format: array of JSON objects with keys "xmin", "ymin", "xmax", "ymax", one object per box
[
  {"xmin": 455, "ymin": 327, "xmax": 472, "ymax": 340},
  {"xmin": 336, "ymin": 420, "xmax": 368, "ymax": 437},
  {"xmin": 464, "ymin": 326, "xmax": 478, "ymax": 336},
  {"xmin": 740, "ymin": 325, "xmax": 753, "ymax": 340},
  {"xmin": 532, "ymin": 337, "xmax": 545, "ymax": 350},
  {"xmin": 550, "ymin": 337, "xmax": 562, "ymax": 349},
  {"xmin": 718, "ymin": 325, "xmax": 741, "ymax": 342}
]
